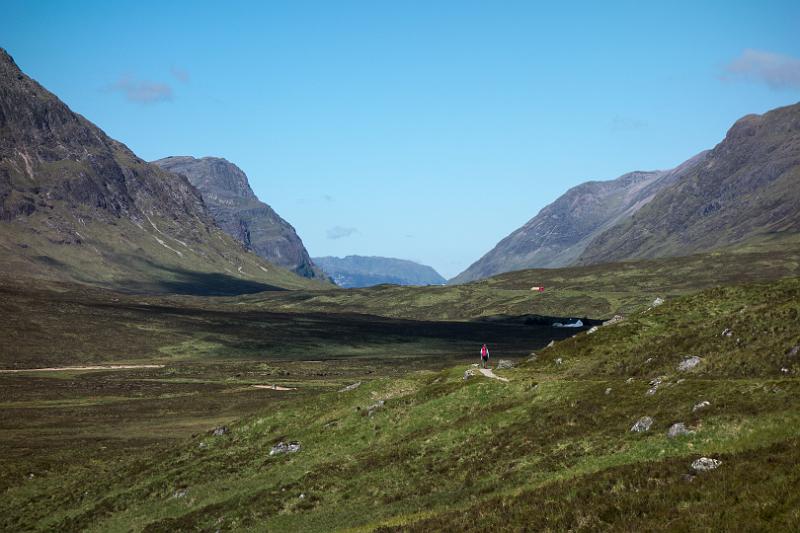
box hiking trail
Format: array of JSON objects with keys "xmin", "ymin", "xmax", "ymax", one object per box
[{"xmin": 479, "ymin": 368, "xmax": 509, "ymax": 382}]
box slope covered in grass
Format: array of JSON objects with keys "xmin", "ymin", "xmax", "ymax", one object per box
[
  {"xmin": 4, "ymin": 277, "xmax": 799, "ymax": 531},
  {"xmin": 235, "ymin": 236, "xmax": 800, "ymax": 320}
]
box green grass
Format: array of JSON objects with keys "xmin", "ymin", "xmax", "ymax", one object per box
[
  {"xmin": 233, "ymin": 235, "xmax": 800, "ymax": 320},
  {"xmin": 2, "ymin": 277, "xmax": 799, "ymax": 530}
]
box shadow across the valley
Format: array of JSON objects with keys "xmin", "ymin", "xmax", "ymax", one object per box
[{"xmin": 104, "ymin": 258, "xmax": 287, "ymax": 296}]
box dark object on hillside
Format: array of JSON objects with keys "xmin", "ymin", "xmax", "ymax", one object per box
[{"xmin": 211, "ymin": 426, "xmax": 229, "ymax": 437}]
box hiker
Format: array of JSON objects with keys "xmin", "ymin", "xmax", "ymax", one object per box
[{"xmin": 480, "ymin": 344, "xmax": 490, "ymax": 368}]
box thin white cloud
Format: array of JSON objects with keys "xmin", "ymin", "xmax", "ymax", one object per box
[
  {"xmin": 722, "ymin": 49, "xmax": 800, "ymax": 90},
  {"xmin": 611, "ymin": 115, "xmax": 648, "ymax": 131},
  {"xmin": 327, "ymin": 226, "xmax": 358, "ymax": 240},
  {"xmin": 109, "ymin": 75, "xmax": 173, "ymax": 104},
  {"xmin": 170, "ymin": 65, "xmax": 190, "ymax": 83}
]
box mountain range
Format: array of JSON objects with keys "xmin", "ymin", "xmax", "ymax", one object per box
[
  {"xmin": 312, "ymin": 255, "xmax": 446, "ymax": 288},
  {"xmin": 0, "ymin": 48, "xmax": 321, "ymax": 294},
  {"xmin": 452, "ymin": 102, "xmax": 800, "ymax": 283},
  {"xmin": 152, "ymin": 156, "xmax": 324, "ymax": 280}
]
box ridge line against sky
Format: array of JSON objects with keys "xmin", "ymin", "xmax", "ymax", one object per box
[{"xmin": 3, "ymin": 0, "xmax": 800, "ymax": 278}]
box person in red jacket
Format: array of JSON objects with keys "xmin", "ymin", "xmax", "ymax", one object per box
[{"xmin": 480, "ymin": 344, "xmax": 490, "ymax": 369}]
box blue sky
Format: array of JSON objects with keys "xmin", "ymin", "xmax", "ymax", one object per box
[{"xmin": 4, "ymin": 1, "xmax": 800, "ymax": 278}]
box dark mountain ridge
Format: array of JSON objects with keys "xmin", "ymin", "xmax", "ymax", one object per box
[
  {"xmin": 0, "ymin": 47, "xmax": 321, "ymax": 293},
  {"xmin": 152, "ymin": 156, "xmax": 324, "ymax": 279}
]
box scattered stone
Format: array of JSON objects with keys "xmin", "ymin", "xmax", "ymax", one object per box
[
  {"xmin": 338, "ymin": 381, "xmax": 362, "ymax": 393},
  {"xmin": 555, "ymin": 358, "xmax": 563, "ymax": 366},
  {"xmin": 299, "ymin": 493, "xmax": 306, "ymax": 500},
  {"xmin": 211, "ymin": 426, "xmax": 229, "ymax": 437},
  {"xmin": 678, "ymin": 356, "xmax": 702, "ymax": 372},
  {"xmin": 721, "ymin": 328, "xmax": 733, "ymax": 337},
  {"xmin": 605, "ymin": 387, "xmax": 612, "ymax": 395},
  {"xmin": 692, "ymin": 400, "xmax": 711, "ymax": 413},
  {"xmin": 667, "ymin": 422, "xmax": 691, "ymax": 439},
  {"xmin": 173, "ymin": 489, "xmax": 188, "ymax": 499},
  {"xmin": 787, "ymin": 345, "xmax": 800, "ymax": 358},
  {"xmin": 781, "ymin": 367, "xmax": 791, "ymax": 374},
  {"xmin": 603, "ymin": 315, "xmax": 624, "ymax": 326},
  {"xmin": 651, "ymin": 297, "xmax": 665, "ymax": 307},
  {"xmin": 644, "ymin": 357, "xmax": 654, "ymax": 364},
  {"xmin": 527, "ymin": 353, "xmax": 538, "ymax": 363},
  {"xmin": 630, "ymin": 416, "xmax": 654, "ymax": 433},
  {"xmin": 546, "ymin": 340, "xmax": 555, "ymax": 348},
  {"xmin": 464, "ymin": 369, "xmax": 476, "ymax": 380},
  {"xmin": 27, "ymin": 473, "xmax": 34, "ymax": 479},
  {"xmin": 366, "ymin": 400, "xmax": 385, "ymax": 416},
  {"xmin": 496, "ymin": 360, "xmax": 515, "ymax": 370},
  {"xmin": 676, "ymin": 378, "xmax": 686, "ymax": 384},
  {"xmin": 471, "ymin": 363, "xmax": 479, "ymax": 367},
  {"xmin": 198, "ymin": 442, "xmax": 207, "ymax": 449},
  {"xmin": 270, "ymin": 441, "xmax": 301, "ymax": 456},
  {"xmin": 691, "ymin": 457, "xmax": 722, "ymax": 472},
  {"xmin": 625, "ymin": 377, "xmax": 635, "ymax": 384},
  {"xmin": 646, "ymin": 376, "xmax": 666, "ymax": 396},
  {"xmin": 586, "ymin": 326, "xmax": 599, "ymax": 335},
  {"xmin": 682, "ymin": 473, "xmax": 695, "ymax": 483}
]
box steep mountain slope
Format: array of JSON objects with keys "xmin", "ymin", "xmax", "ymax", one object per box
[
  {"xmin": 0, "ymin": 47, "xmax": 321, "ymax": 294},
  {"xmin": 152, "ymin": 156, "xmax": 325, "ymax": 280},
  {"xmin": 450, "ymin": 152, "xmax": 707, "ymax": 284},
  {"xmin": 579, "ymin": 102, "xmax": 800, "ymax": 264},
  {"xmin": 312, "ymin": 255, "xmax": 445, "ymax": 287}
]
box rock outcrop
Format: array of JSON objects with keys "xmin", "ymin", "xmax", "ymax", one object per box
[{"xmin": 152, "ymin": 156, "xmax": 324, "ymax": 280}]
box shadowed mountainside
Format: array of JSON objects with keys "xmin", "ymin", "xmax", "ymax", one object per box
[
  {"xmin": 152, "ymin": 156, "xmax": 326, "ymax": 280},
  {"xmin": 0, "ymin": 48, "xmax": 322, "ymax": 294}
]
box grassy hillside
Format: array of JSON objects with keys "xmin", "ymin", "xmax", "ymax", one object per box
[
  {"xmin": 232, "ymin": 235, "xmax": 800, "ymax": 320},
  {"xmin": 3, "ymin": 276, "xmax": 799, "ymax": 530},
  {"xmin": 0, "ymin": 276, "xmax": 572, "ymax": 370}
]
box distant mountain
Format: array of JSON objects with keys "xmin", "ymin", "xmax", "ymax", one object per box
[
  {"xmin": 152, "ymin": 156, "xmax": 324, "ymax": 280},
  {"xmin": 0, "ymin": 47, "xmax": 322, "ymax": 294},
  {"xmin": 313, "ymin": 255, "xmax": 445, "ymax": 288},
  {"xmin": 578, "ymin": 102, "xmax": 800, "ymax": 264},
  {"xmin": 450, "ymin": 152, "xmax": 708, "ymax": 284}
]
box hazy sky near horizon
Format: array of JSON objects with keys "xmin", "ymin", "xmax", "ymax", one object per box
[{"xmin": 4, "ymin": 1, "xmax": 800, "ymax": 278}]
